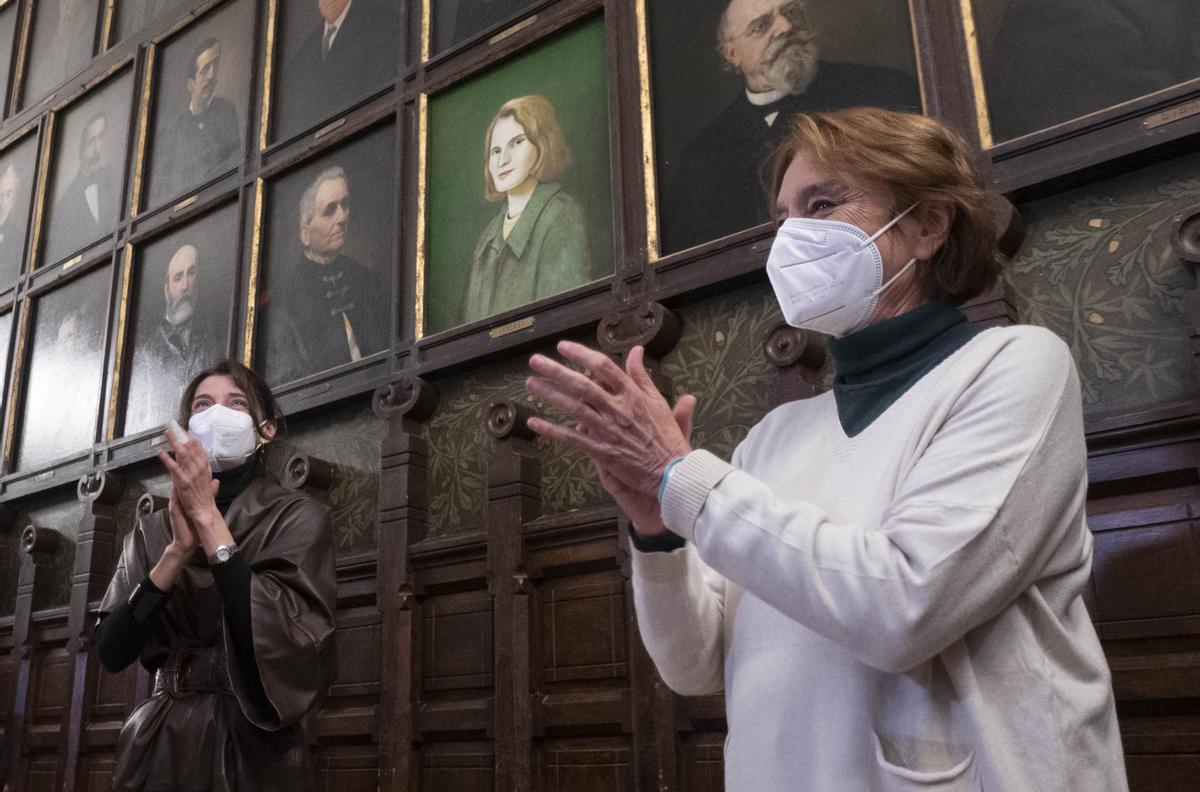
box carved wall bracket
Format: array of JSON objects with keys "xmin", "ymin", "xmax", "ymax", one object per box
[
  {"xmin": 282, "ymin": 454, "xmax": 335, "ymax": 494},
  {"xmin": 763, "ymin": 323, "xmax": 827, "ymax": 405},
  {"xmin": 373, "ymin": 374, "xmax": 439, "ymax": 424}
]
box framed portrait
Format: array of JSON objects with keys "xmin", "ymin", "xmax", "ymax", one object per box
[
  {"xmin": 142, "ymin": 0, "xmax": 256, "ymax": 209},
  {"xmin": 973, "ymin": 0, "xmax": 1200, "ymax": 144},
  {"xmin": 40, "ymin": 69, "xmax": 135, "ymax": 268},
  {"xmin": 429, "ymin": 0, "xmax": 537, "ymax": 56},
  {"xmin": 0, "ymin": 2, "xmax": 19, "ymax": 116},
  {"xmin": 254, "ymin": 122, "xmax": 395, "ymax": 387},
  {"xmin": 0, "ymin": 134, "xmax": 40, "ymax": 287},
  {"xmin": 20, "ymin": 0, "xmax": 101, "ymax": 108},
  {"xmin": 270, "ymin": 0, "xmax": 402, "ymax": 143},
  {"xmin": 423, "ymin": 17, "xmax": 613, "ymax": 336},
  {"xmin": 115, "ymin": 0, "xmax": 193, "ymax": 44},
  {"xmin": 648, "ymin": 0, "xmax": 922, "ymax": 256},
  {"xmin": 15, "ymin": 264, "xmax": 110, "ymax": 471},
  {"xmin": 120, "ymin": 202, "xmax": 240, "ymax": 437}
]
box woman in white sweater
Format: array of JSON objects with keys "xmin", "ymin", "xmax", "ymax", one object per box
[{"xmin": 525, "ymin": 108, "xmax": 1126, "ymax": 791}]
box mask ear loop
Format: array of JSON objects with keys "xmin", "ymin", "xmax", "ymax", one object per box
[
  {"xmin": 870, "ymin": 257, "xmax": 917, "ymax": 298},
  {"xmin": 858, "ymin": 202, "xmax": 919, "ymax": 249}
]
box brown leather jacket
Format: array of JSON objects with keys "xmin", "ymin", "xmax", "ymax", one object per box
[{"xmin": 98, "ymin": 477, "xmax": 337, "ymax": 791}]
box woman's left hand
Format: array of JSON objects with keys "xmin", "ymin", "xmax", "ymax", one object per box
[
  {"xmin": 158, "ymin": 423, "xmax": 220, "ymax": 530},
  {"xmin": 526, "ymin": 341, "xmax": 694, "ymax": 498}
]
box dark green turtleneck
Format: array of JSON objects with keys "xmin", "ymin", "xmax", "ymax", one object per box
[{"xmin": 828, "ymin": 300, "xmax": 981, "ymax": 438}]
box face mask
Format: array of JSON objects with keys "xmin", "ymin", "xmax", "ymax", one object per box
[
  {"xmin": 186, "ymin": 404, "xmax": 260, "ymax": 472},
  {"xmin": 766, "ymin": 204, "xmax": 918, "ymax": 337}
]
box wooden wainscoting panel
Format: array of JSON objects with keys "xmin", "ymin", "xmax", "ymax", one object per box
[
  {"xmin": 418, "ymin": 742, "xmax": 495, "ymax": 792},
  {"xmin": 538, "ymin": 737, "xmax": 633, "ymax": 792}
]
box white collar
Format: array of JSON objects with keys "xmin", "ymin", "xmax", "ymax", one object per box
[
  {"xmin": 324, "ymin": 0, "xmax": 353, "ymax": 34},
  {"xmin": 745, "ymin": 87, "xmax": 788, "ymax": 107}
]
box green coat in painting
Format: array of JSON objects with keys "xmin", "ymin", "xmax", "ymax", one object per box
[{"xmin": 463, "ymin": 181, "xmax": 591, "ymax": 325}]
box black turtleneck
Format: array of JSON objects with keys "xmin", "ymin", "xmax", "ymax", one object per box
[
  {"xmin": 629, "ymin": 301, "xmax": 981, "ymax": 554},
  {"xmin": 827, "ymin": 301, "xmax": 981, "ymax": 438}
]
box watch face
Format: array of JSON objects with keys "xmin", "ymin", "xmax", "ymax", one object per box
[{"xmin": 216, "ymin": 547, "xmax": 231, "ymax": 562}]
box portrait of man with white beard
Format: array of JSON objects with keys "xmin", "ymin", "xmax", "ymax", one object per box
[
  {"xmin": 653, "ymin": 0, "xmax": 921, "ymax": 254},
  {"xmin": 124, "ymin": 231, "xmax": 231, "ymax": 435}
]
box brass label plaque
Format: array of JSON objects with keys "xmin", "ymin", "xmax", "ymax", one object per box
[
  {"xmin": 1144, "ymin": 99, "xmax": 1200, "ymax": 130},
  {"xmin": 489, "ymin": 316, "xmax": 535, "ymax": 339},
  {"xmin": 173, "ymin": 194, "xmax": 199, "ymax": 212},
  {"xmin": 315, "ymin": 117, "xmax": 347, "ymax": 140}
]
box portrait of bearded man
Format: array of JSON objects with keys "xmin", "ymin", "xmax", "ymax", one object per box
[
  {"xmin": 657, "ymin": 0, "xmax": 920, "ymax": 254},
  {"xmin": 126, "ymin": 242, "xmax": 224, "ymax": 435}
]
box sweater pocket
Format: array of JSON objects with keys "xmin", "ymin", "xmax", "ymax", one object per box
[{"xmin": 872, "ymin": 732, "xmax": 982, "ymax": 791}]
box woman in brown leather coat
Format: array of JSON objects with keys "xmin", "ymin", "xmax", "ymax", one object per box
[{"xmin": 96, "ymin": 359, "xmax": 337, "ymax": 791}]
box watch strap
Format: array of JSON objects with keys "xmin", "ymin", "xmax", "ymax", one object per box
[{"xmin": 207, "ymin": 543, "xmax": 239, "ymax": 565}]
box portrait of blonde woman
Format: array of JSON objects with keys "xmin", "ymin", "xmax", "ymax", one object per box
[{"xmin": 462, "ymin": 95, "xmax": 591, "ymax": 325}]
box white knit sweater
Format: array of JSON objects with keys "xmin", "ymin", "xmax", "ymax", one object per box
[{"xmin": 633, "ymin": 325, "xmax": 1127, "ymax": 791}]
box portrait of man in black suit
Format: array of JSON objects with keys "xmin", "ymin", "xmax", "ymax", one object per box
[
  {"xmin": 50, "ymin": 111, "xmax": 119, "ymax": 262},
  {"xmin": 154, "ymin": 37, "xmax": 242, "ymax": 201},
  {"xmin": 276, "ymin": 0, "xmax": 400, "ymax": 140},
  {"xmin": 655, "ymin": 0, "xmax": 921, "ymax": 254},
  {"xmin": 262, "ymin": 165, "xmax": 387, "ymax": 385}
]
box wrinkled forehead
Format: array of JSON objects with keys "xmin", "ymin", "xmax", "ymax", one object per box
[
  {"xmin": 314, "ymin": 176, "xmax": 349, "ymax": 207},
  {"xmin": 166, "ymin": 245, "xmax": 198, "ymax": 278},
  {"xmin": 725, "ymin": 0, "xmax": 790, "ymax": 30}
]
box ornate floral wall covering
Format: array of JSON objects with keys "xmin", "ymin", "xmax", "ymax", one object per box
[
  {"xmin": 424, "ymin": 345, "xmax": 600, "ymax": 538},
  {"xmin": 1005, "ymin": 152, "xmax": 1200, "ymax": 413},
  {"xmin": 424, "ymin": 283, "xmax": 791, "ymax": 537},
  {"xmin": 263, "ymin": 397, "xmax": 387, "ymax": 557}
]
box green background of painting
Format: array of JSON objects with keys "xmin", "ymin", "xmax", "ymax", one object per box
[{"xmin": 424, "ymin": 16, "xmax": 612, "ymax": 335}]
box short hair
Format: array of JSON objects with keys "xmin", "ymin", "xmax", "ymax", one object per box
[
  {"xmin": 482, "ymin": 95, "xmax": 571, "ymax": 203},
  {"xmin": 177, "ymin": 358, "xmax": 283, "ymax": 436},
  {"xmin": 766, "ymin": 107, "xmax": 1005, "ymax": 305},
  {"xmin": 79, "ymin": 111, "xmax": 108, "ymax": 156},
  {"xmin": 188, "ymin": 37, "xmax": 221, "ymax": 79},
  {"xmin": 298, "ymin": 166, "xmax": 349, "ymax": 228}
]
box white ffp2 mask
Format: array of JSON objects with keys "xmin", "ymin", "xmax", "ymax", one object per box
[
  {"xmin": 766, "ymin": 204, "xmax": 918, "ymax": 337},
  {"xmin": 186, "ymin": 404, "xmax": 259, "ymax": 472}
]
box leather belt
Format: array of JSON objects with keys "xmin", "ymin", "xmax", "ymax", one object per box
[{"xmin": 153, "ymin": 646, "xmax": 233, "ymax": 698}]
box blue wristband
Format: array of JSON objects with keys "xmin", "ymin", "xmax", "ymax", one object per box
[{"xmin": 657, "ymin": 455, "xmax": 687, "ymax": 504}]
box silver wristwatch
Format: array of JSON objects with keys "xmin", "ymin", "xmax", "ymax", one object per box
[{"xmin": 207, "ymin": 543, "xmax": 239, "ymax": 565}]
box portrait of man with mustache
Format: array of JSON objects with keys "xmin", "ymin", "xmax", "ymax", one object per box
[
  {"xmin": 126, "ymin": 242, "xmax": 223, "ymax": 434},
  {"xmin": 658, "ymin": 0, "xmax": 920, "ymax": 254},
  {"xmin": 156, "ymin": 37, "xmax": 243, "ymax": 201}
]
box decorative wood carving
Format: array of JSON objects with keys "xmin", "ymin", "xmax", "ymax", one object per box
[
  {"xmin": 136, "ymin": 493, "xmax": 168, "ymax": 516},
  {"xmin": 374, "ymin": 375, "xmax": 440, "ymax": 425},
  {"xmin": 376, "ymin": 374, "xmax": 435, "ymax": 792},
  {"xmin": 762, "ymin": 323, "xmax": 826, "ymax": 406},
  {"xmin": 59, "ymin": 470, "xmax": 126, "ymax": 792},
  {"xmin": 2, "ymin": 526, "xmax": 62, "ymax": 788},
  {"xmin": 486, "ymin": 399, "xmax": 541, "ymax": 792},
  {"xmin": 282, "ymin": 454, "xmax": 336, "ymax": 494},
  {"xmin": 1172, "ymin": 210, "xmax": 1200, "ymax": 371}
]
